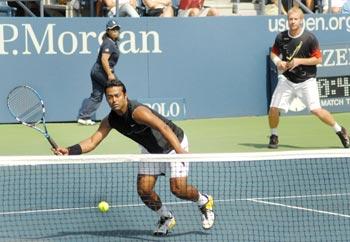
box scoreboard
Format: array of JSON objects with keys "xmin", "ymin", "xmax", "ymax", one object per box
[{"xmin": 318, "ymin": 76, "xmax": 350, "ymax": 99}]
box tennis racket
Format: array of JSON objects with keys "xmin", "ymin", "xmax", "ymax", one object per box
[
  {"xmin": 286, "ymin": 41, "xmax": 303, "ymax": 62},
  {"xmin": 7, "ymin": 85, "xmax": 58, "ymax": 149}
]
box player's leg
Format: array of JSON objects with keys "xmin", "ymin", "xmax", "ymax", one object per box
[
  {"xmin": 169, "ymin": 175, "xmax": 215, "ymax": 229},
  {"xmin": 137, "ymin": 174, "xmax": 160, "ymax": 211},
  {"xmin": 301, "ymin": 78, "xmax": 350, "ymax": 148},
  {"xmin": 310, "ymin": 108, "xmax": 350, "ymax": 148},
  {"xmin": 268, "ymin": 75, "xmax": 294, "ymax": 148},
  {"xmin": 138, "ymin": 146, "xmax": 176, "ymax": 236},
  {"xmin": 168, "ymin": 134, "xmax": 215, "ymax": 229},
  {"xmin": 137, "ymin": 174, "xmax": 176, "ymax": 235}
]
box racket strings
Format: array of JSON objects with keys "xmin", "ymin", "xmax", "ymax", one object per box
[
  {"xmin": 8, "ymin": 87, "xmax": 44, "ymax": 124},
  {"xmin": 17, "ymin": 102, "xmax": 43, "ymax": 124}
]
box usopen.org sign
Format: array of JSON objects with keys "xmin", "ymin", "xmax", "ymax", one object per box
[{"xmin": 0, "ymin": 22, "xmax": 162, "ymax": 56}]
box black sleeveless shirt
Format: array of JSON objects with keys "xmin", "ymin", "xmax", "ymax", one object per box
[{"xmin": 108, "ymin": 100, "xmax": 184, "ymax": 154}]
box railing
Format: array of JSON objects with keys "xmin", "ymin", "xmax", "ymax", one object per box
[
  {"xmin": 234, "ymin": 0, "xmax": 327, "ymax": 15},
  {"xmin": 5, "ymin": 0, "xmax": 335, "ymax": 17},
  {"xmin": 7, "ymin": 0, "xmax": 44, "ymax": 17}
]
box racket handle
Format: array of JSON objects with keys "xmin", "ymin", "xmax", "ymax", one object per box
[{"xmin": 47, "ymin": 136, "xmax": 58, "ymax": 149}]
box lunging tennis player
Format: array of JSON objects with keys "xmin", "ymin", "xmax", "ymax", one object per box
[{"xmin": 52, "ymin": 79, "xmax": 215, "ymax": 236}]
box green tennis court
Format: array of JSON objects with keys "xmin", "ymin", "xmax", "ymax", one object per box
[
  {"xmin": 0, "ymin": 113, "xmax": 349, "ymax": 241},
  {"xmin": 0, "ymin": 151, "xmax": 350, "ymax": 241},
  {"xmin": 0, "ymin": 113, "xmax": 349, "ymax": 155}
]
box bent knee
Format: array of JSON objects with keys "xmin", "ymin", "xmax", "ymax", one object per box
[
  {"xmin": 137, "ymin": 186, "xmax": 152, "ymax": 197},
  {"xmin": 170, "ymin": 182, "xmax": 187, "ymax": 198}
]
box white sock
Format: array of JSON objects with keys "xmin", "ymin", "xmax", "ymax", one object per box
[
  {"xmin": 271, "ymin": 128, "xmax": 278, "ymax": 136},
  {"xmin": 197, "ymin": 192, "xmax": 209, "ymax": 207},
  {"xmin": 156, "ymin": 205, "xmax": 172, "ymax": 218},
  {"xmin": 333, "ymin": 123, "xmax": 342, "ymax": 132}
]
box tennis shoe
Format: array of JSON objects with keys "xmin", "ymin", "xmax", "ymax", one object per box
[
  {"xmin": 199, "ymin": 195, "xmax": 215, "ymax": 230},
  {"xmin": 153, "ymin": 215, "xmax": 176, "ymax": 236},
  {"xmin": 268, "ymin": 134, "xmax": 278, "ymax": 149},
  {"xmin": 77, "ymin": 119, "xmax": 95, "ymax": 125},
  {"xmin": 336, "ymin": 126, "xmax": 350, "ymax": 148}
]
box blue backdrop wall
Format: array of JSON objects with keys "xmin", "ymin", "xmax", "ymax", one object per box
[{"xmin": 1, "ymin": 15, "xmax": 350, "ymax": 123}]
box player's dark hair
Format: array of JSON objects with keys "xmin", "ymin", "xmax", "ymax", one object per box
[{"xmin": 105, "ymin": 79, "xmax": 126, "ymax": 94}]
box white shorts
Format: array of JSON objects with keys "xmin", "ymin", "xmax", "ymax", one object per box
[
  {"xmin": 138, "ymin": 134, "xmax": 189, "ymax": 178},
  {"xmin": 270, "ymin": 75, "xmax": 321, "ymax": 113}
]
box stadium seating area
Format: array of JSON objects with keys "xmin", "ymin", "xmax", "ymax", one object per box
[
  {"xmin": 4, "ymin": 0, "xmax": 270, "ymax": 17},
  {"xmin": 3, "ymin": 0, "xmax": 336, "ymax": 17}
]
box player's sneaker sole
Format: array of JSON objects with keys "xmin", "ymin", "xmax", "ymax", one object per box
[
  {"xmin": 77, "ymin": 119, "xmax": 96, "ymax": 125},
  {"xmin": 337, "ymin": 126, "xmax": 350, "ymax": 148},
  {"xmin": 268, "ymin": 134, "xmax": 279, "ymax": 149},
  {"xmin": 153, "ymin": 216, "xmax": 176, "ymax": 236},
  {"xmin": 200, "ymin": 195, "xmax": 215, "ymax": 230}
]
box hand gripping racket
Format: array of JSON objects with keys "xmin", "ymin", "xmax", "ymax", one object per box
[{"xmin": 7, "ymin": 85, "xmax": 58, "ymax": 149}]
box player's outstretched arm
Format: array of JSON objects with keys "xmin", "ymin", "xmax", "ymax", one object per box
[{"xmin": 52, "ymin": 117, "xmax": 112, "ymax": 155}]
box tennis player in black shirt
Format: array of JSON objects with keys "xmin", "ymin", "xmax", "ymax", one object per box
[
  {"xmin": 53, "ymin": 80, "xmax": 215, "ymax": 236},
  {"xmin": 268, "ymin": 6, "xmax": 349, "ymax": 149}
]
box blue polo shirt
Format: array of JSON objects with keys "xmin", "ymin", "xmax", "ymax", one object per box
[{"xmin": 96, "ymin": 37, "xmax": 120, "ymax": 69}]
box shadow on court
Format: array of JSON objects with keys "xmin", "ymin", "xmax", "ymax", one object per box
[
  {"xmin": 35, "ymin": 229, "xmax": 208, "ymax": 241},
  {"xmin": 37, "ymin": 229, "xmax": 155, "ymax": 241},
  {"xmin": 239, "ymin": 143, "xmax": 340, "ymax": 149}
]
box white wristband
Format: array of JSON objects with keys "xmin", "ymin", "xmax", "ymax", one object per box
[{"xmin": 272, "ymin": 56, "xmax": 281, "ymax": 66}]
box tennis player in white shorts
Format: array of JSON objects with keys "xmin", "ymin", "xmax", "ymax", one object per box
[
  {"xmin": 270, "ymin": 75, "xmax": 320, "ymax": 113},
  {"xmin": 268, "ymin": 7, "xmax": 350, "ymax": 149},
  {"xmin": 139, "ymin": 134, "xmax": 189, "ymax": 178}
]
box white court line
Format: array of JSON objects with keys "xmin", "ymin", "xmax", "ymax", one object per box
[
  {"xmin": 238, "ymin": 192, "xmax": 350, "ymax": 201},
  {"xmin": 0, "ymin": 201, "xmax": 189, "ymax": 215},
  {"xmin": 247, "ymin": 199, "xmax": 350, "ymax": 218},
  {"xmin": 1, "ymin": 193, "xmax": 350, "ymax": 216}
]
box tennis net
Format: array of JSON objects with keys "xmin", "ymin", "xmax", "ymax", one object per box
[{"xmin": 0, "ymin": 150, "xmax": 350, "ymax": 241}]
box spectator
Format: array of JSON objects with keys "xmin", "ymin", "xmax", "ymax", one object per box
[
  {"xmin": 96, "ymin": 0, "xmax": 140, "ymax": 17},
  {"xmin": 342, "ymin": 0, "xmax": 350, "ymax": 13},
  {"xmin": 177, "ymin": 0, "xmax": 218, "ymax": 16},
  {"xmin": 0, "ymin": 1, "xmax": 13, "ymax": 17},
  {"xmin": 323, "ymin": 0, "xmax": 347, "ymax": 13},
  {"xmin": 77, "ymin": 20, "xmax": 121, "ymax": 125},
  {"xmin": 330, "ymin": 0, "xmax": 347, "ymax": 12},
  {"xmin": 281, "ymin": 0, "xmax": 315, "ymax": 13},
  {"xmin": 143, "ymin": 0, "xmax": 174, "ymax": 17}
]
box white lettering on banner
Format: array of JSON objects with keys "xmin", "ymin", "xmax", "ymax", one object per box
[
  {"xmin": 119, "ymin": 31, "xmax": 162, "ymax": 54},
  {"xmin": 58, "ymin": 31, "xmax": 78, "ymax": 55},
  {"xmin": 268, "ymin": 16, "xmax": 350, "ymax": 32},
  {"xmin": 268, "ymin": 18, "xmax": 288, "ymax": 32},
  {"xmin": 23, "ymin": 24, "xmax": 57, "ymax": 55},
  {"xmin": 320, "ymin": 48, "xmax": 350, "ymax": 67},
  {"xmin": 0, "ymin": 23, "xmax": 162, "ymax": 56},
  {"xmin": 320, "ymin": 98, "xmax": 344, "ymax": 106},
  {"xmin": 140, "ymin": 31, "xmax": 161, "ymax": 53},
  {"xmin": 0, "ymin": 24, "xmax": 18, "ymax": 55},
  {"xmin": 143, "ymin": 102, "xmax": 181, "ymax": 118},
  {"xmin": 80, "ymin": 32, "xmax": 96, "ymax": 54}
]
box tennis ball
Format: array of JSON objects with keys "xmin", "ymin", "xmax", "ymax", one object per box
[{"xmin": 98, "ymin": 201, "xmax": 109, "ymax": 213}]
